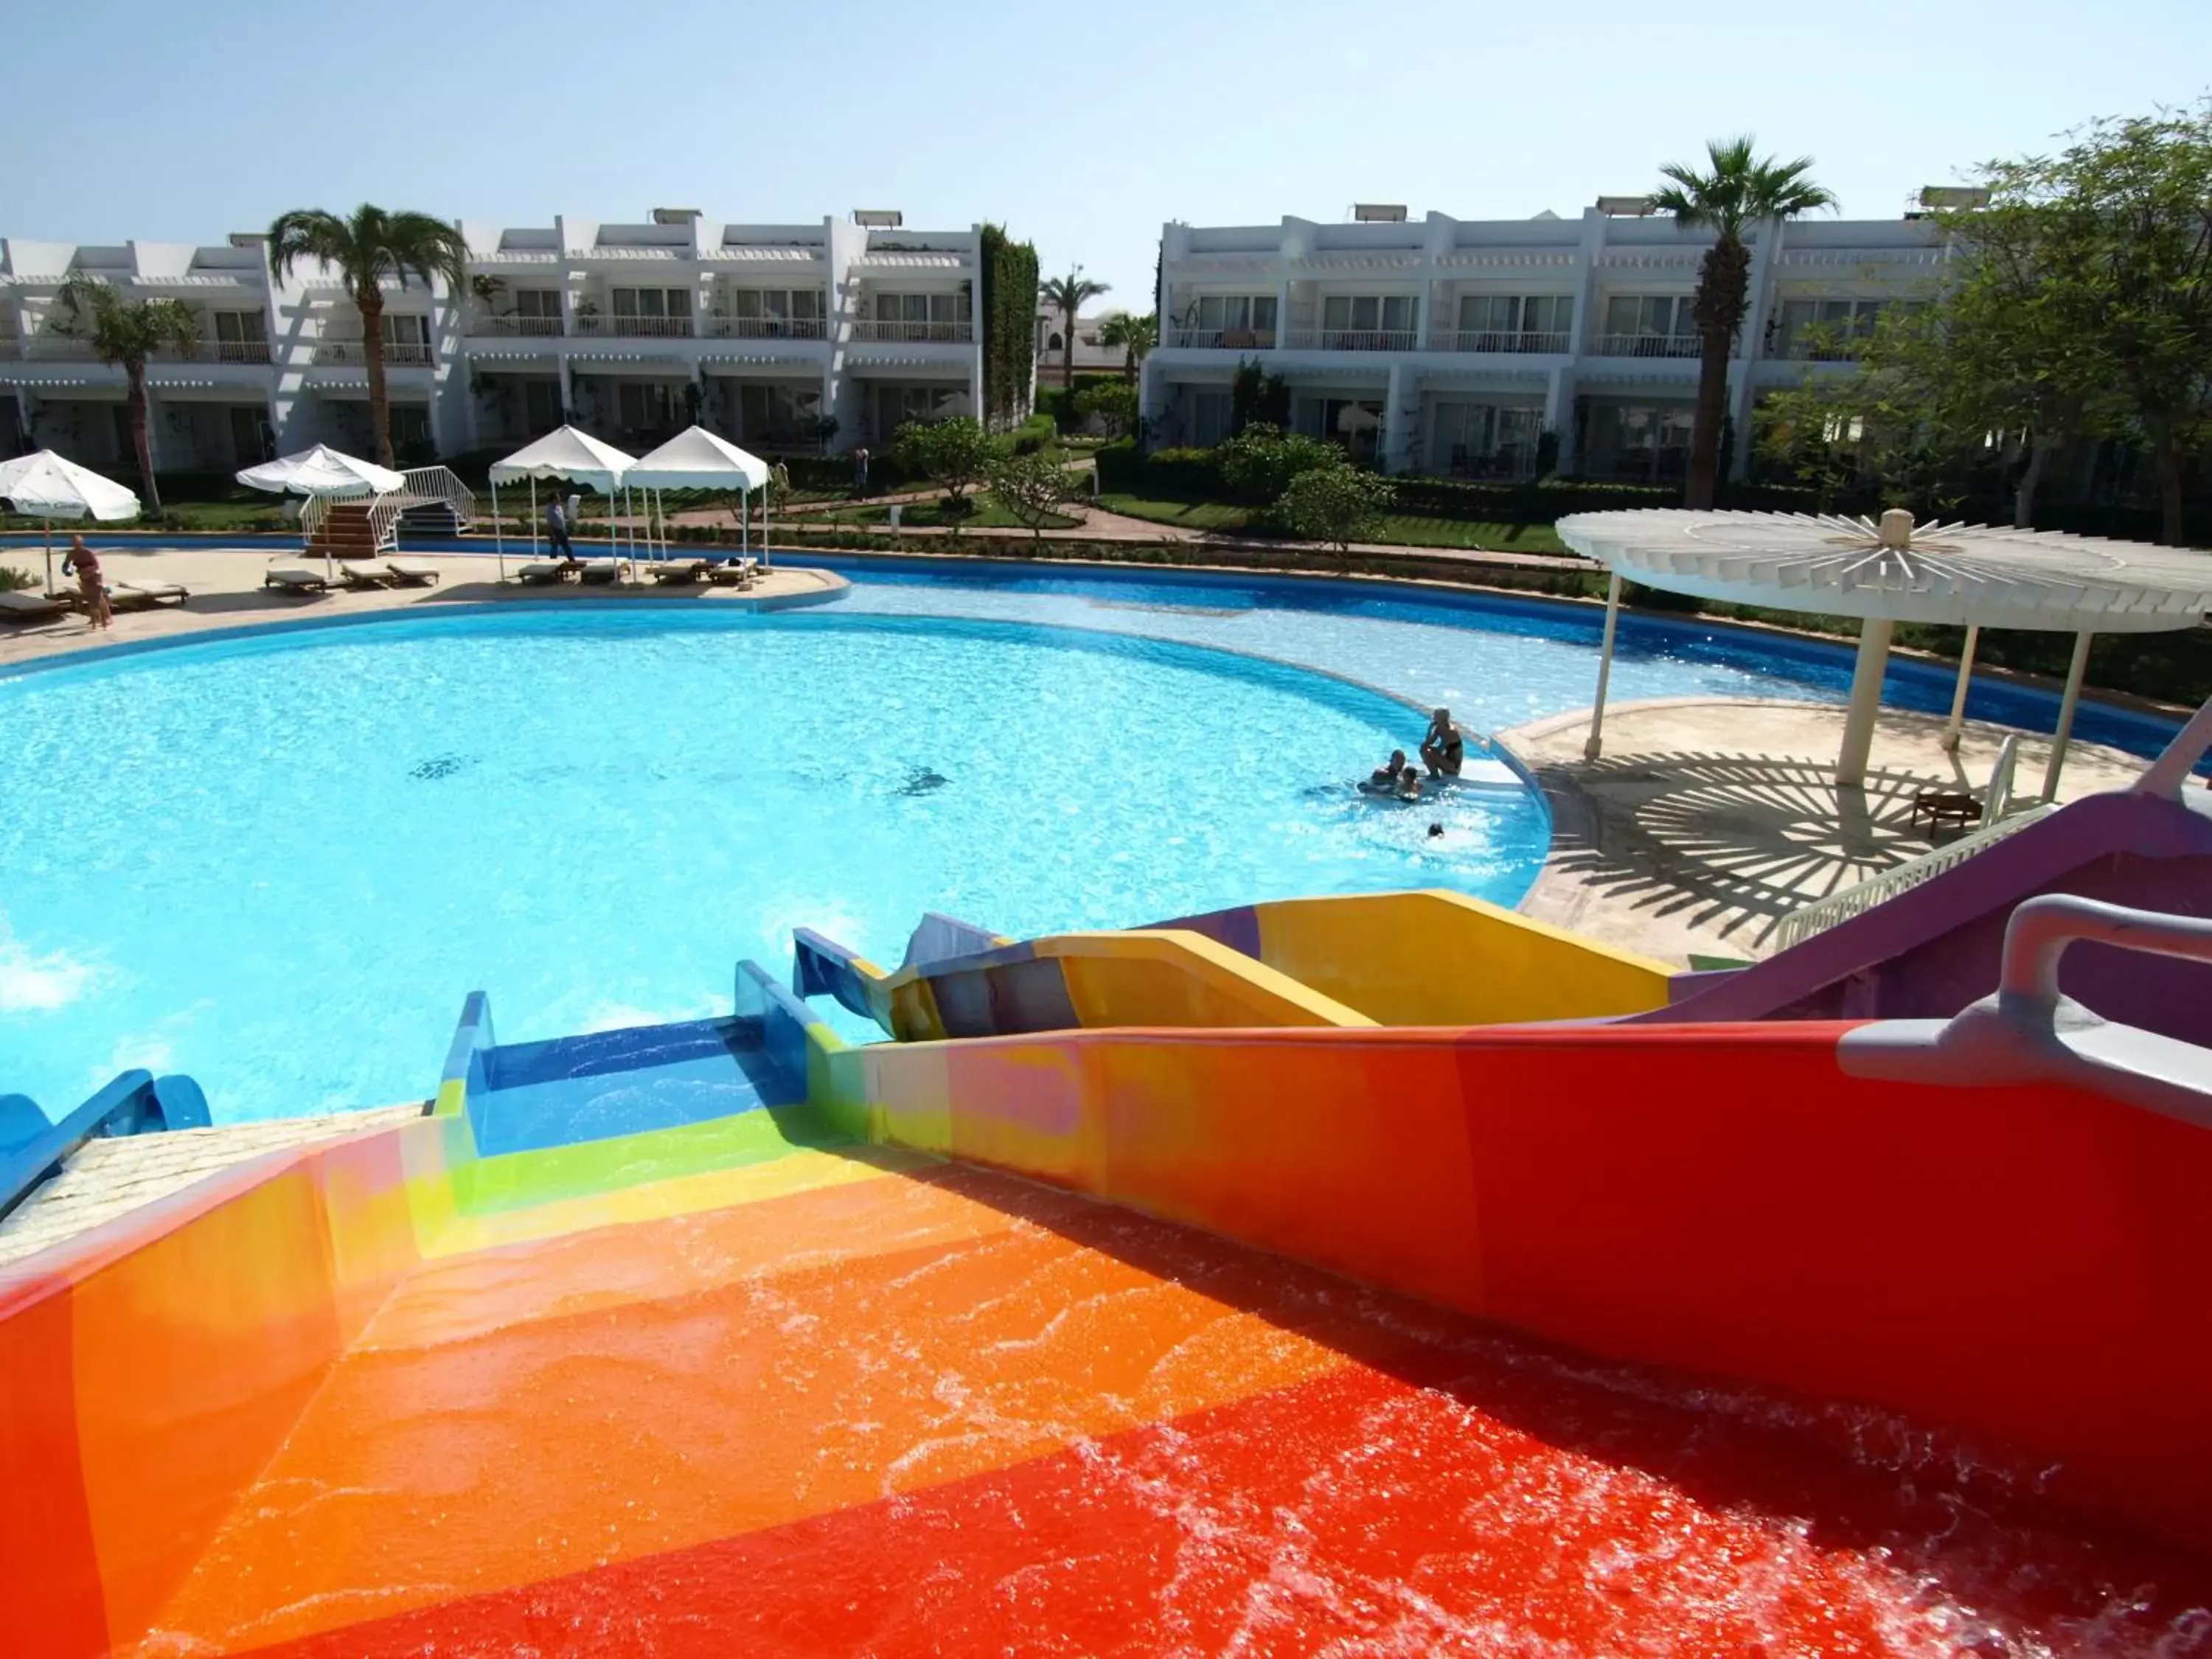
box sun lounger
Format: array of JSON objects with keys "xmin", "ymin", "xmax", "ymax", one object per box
[
  {"xmin": 385, "ymin": 560, "xmax": 442, "ymax": 587},
  {"xmin": 263, "ymin": 562, "xmax": 329, "ymax": 594},
  {"xmin": 0, "ymin": 590, "xmax": 69, "ymax": 622},
  {"xmin": 336, "ymin": 560, "xmax": 391, "ymax": 590},
  {"xmin": 515, "ymin": 560, "xmax": 574, "ymax": 585},
  {"xmin": 574, "ymin": 557, "xmax": 623, "ymax": 585},
  {"xmin": 705, "ymin": 557, "xmax": 758, "ymax": 588},
  {"xmin": 111, "ymin": 581, "xmax": 190, "ymax": 608},
  {"xmin": 644, "ymin": 559, "xmax": 708, "ymax": 585}
]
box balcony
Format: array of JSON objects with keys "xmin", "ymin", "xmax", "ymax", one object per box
[
  {"xmin": 18, "ymin": 337, "xmax": 103, "ymax": 362},
  {"xmin": 1165, "ymin": 327, "xmax": 1276, "ymax": 350},
  {"xmin": 701, "ymin": 316, "xmax": 827, "ymax": 341},
  {"xmin": 1592, "ymin": 333, "xmax": 1702, "ymax": 359},
  {"xmin": 1766, "ymin": 336, "xmax": 1865, "ymax": 362},
  {"xmin": 849, "ymin": 320, "xmax": 973, "ymax": 343},
  {"xmin": 470, "ymin": 314, "xmax": 566, "ymax": 338},
  {"xmin": 1429, "ymin": 329, "xmax": 1571, "ymax": 355},
  {"xmin": 311, "ymin": 339, "xmax": 436, "ymax": 366},
  {"xmin": 1283, "ymin": 328, "xmax": 1421, "ymax": 352},
  {"xmin": 572, "ymin": 315, "xmax": 695, "ymax": 338}
]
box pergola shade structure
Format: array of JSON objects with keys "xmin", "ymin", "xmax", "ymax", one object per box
[
  {"xmin": 487, "ymin": 426, "xmax": 640, "ymax": 578},
  {"xmin": 1556, "ymin": 509, "xmax": 2212, "ymax": 797},
  {"xmin": 625, "ymin": 427, "xmax": 775, "ymax": 567}
]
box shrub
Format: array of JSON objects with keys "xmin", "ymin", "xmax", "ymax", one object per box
[
  {"xmin": 1071, "ymin": 380, "xmax": 1138, "ymax": 439},
  {"xmin": 990, "ymin": 450, "xmax": 1083, "ymax": 537},
  {"xmin": 890, "ymin": 416, "xmax": 998, "ymax": 533},
  {"xmin": 1274, "ymin": 462, "xmax": 1397, "ymax": 550},
  {"xmin": 1007, "ymin": 411, "xmax": 1057, "ymax": 454},
  {"xmin": 0, "ymin": 564, "xmax": 35, "ymax": 592},
  {"xmin": 1217, "ymin": 424, "xmax": 1339, "ymax": 503}
]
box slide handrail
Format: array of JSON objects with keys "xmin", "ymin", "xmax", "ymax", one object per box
[{"xmin": 0, "ymin": 1071, "xmax": 209, "ymax": 1225}]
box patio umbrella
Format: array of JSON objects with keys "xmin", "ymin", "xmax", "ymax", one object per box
[
  {"xmin": 487, "ymin": 426, "xmax": 638, "ymax": 582},
  {"xmin": 237, "ymin": 446, "xmax": 408, "ymax": 580},
  {"xmin": 627, "ymin": 427, "xmax": 771, "ymax": 571},
  {"xmin": 0, "ymin": 450, "xmax": 141, "ymax": 596}
]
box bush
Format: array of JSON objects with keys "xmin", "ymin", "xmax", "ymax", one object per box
[
  {"xmin": 1273, "ymin": 462, "xmax": 1397, "ymax": 549},
  {"xmin": 1007, "ymin": 412, "xmax": 1057, "ymax": 455},
  {"xmin": 0, "ymin": 563, "xmax": 35, "ymax": 592},
  {"xmin": 890, "ymin": 416, "xmax": 999, "ymax": 534},
  {"xmin": 1071, "ymin": 380, "xmax": 1138, "ymax": 439},
  {"xmin": 1216, "ymin": 424, "xmax": 1339, "ymax": 503},
  {"xmin": 990, "ymin": 450, "xmax": 1084, "ymax": 536}
]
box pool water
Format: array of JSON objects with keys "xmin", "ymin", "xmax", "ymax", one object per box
[{"xmin": 0, "ymin": 607, "xmax": 1548, "ymax": 1121}]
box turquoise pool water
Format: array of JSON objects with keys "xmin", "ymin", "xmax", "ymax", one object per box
[{"xmin": 0, "ymin": 606, "xmax": 1550, "ymax": 1122}]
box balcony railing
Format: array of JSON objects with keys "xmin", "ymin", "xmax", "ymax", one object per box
[
  {"xmin": 212, "ymin": 339, "xmax": 272, "ymax": 364},
  {"xmin": 1766, "ymin": 336, "xmax": 1865, "ymax": 362},
  {"xmin": 1165, "ymin": 326, "xmax": 1276, "ymax": 350},
  {"xmin": 849, "ymin": 319, "xmax": 973, "ymax": 343},
  {"xmin": 1592, "ymin": 333, "xmax": 1703, "ymax": 359},
  {"xmin": 311, "ymin": 339, "xmax": 435, "ymax": 366},
  {"xmin": 1430, "ymin": 329, "xmax": 1571, "ymax": 355},
  {"xmin": 1283, "ymin": 328, "xmax": 1421, "ymax": 352},
  {"xmin": 19, "ymin": 337, "xmax": 103, "ymax": 361},
  {"xmin": 470, "ymin": 314, "xmax": 566, "ymax": 338},
  {"xmin": 701, "ymin": 316, "xmax": 828, "ymax": 341},
  {"xmin": 572, "ymin": 314, "xmax": 695, "ymax": 338}
]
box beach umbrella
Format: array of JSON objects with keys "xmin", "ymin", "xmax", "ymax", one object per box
[
  {"xmin": 237, "ymin": 446, "xmax": 408, "ymax": 580},
  {"xmin": 0, "ymin": 450, "xmax": 140, "ymax": 595}
]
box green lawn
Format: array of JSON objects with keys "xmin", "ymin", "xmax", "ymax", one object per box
[
  {"xmin": 1093, "ymin": 493, "xmax": 1254, "ymax": 532},
  {"xmin": 1093, "ymin": 493, "xmax": 1565, "ymax": 554}
]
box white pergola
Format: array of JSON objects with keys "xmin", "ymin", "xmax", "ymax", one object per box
[
  {"xmin": 487, "ymin": 426, "xmax": 639, "ymax": 581},
  {"xmin": 1556, "ymin": 508, "xmax": 2212, "ymax": 799},
  {"xmin": 625, "ymin": 427, "xmax": 773, "ymax": 567}
]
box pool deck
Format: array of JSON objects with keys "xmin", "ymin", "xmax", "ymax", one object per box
[
  {"xmin": 1499, "ymin": 697, "xmax": 2149, "ymax": 965},
  {"xmin": 0, "ymin": 545, "xmax": 845, "ymax": 671}
]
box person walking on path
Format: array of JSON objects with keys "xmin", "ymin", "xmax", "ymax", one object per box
[{"xmin": 546, "ymin": 496, "xmax": 574, "ymax": 561}]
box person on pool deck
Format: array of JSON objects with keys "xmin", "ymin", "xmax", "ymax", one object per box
[
  {"xmin": 1420, "ymin": 708, "xmax": 1464, "ymax": 778},
  {"xmin": 1370, "ymin": 748, "xmax": 1408, "ymax": 787},
  {"xmin": 62, "ymin": 535, "xmax": 111, "ymax": 630},
  {"xmin": 545, "ymin": 497, "xmax": 577, "ymax": 564}
]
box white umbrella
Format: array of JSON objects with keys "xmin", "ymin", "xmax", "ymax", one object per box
[
  {"xmin": 236, "ymin": 445, "xmax": 405, "ymax": 498},
  {"xmin": 627, "ymin": 427, "xmax": 771, "ymax": 568},
  {"xmin": 487, "ymin": 426, "xmax": 639, "ymax": 582},
  {"xmin": 0, "ymin": 450, "xmax": 140, "ymax": 596}
]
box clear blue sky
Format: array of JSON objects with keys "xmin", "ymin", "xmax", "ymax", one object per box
[{"xmin": 5, "ymin": 0, "xmax": 2206, "ymax": 307}]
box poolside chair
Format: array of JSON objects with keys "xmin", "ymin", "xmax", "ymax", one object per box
[
  {"xmin": 263, "ymin": 562, "xmax": 330, "ymax": 594},
  {"xmin": 0, "ymin": 590, "xmax": 69, "ymax": 622},
  {"xmin": 335, "ymin": 560, "xmax": 391, "ymax": 591},
  {"xmin": 111, "ymin": 581, "xmax": 189, "ymax": 609},
  {"xmin": 574, "ymin": 557, "xmax": 624, "ymax": 585},
  {"xmin": 514, "ymin": 560, "xmax": 574, "ymax": 585},
  {"xmin": 644, "ymin": 558, "xmax": 709, "ymax": 585},
  {"xmin": 704, "ymin": 556, "xmax": 758, "ymax": 589},
  {"xmin": 384, "ymin": 560, "xmax": 442, "ymax": 587}
]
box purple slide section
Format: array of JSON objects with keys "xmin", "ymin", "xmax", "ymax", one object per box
[{"xmin": 1638, "ymin": 790, "xmax": 2212, "ymax": 1046}]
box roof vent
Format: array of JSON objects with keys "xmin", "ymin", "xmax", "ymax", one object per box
[
  {"xmin": 1352, "ymin": 204, "xmax": 1407, "ymax": 223},
  {"xmin": 1916, "ymin": 186, "xmax": 1990, "ymax": 211},
  {"xmin": 854, "ymin": 209, "xmax": 904, "ymax": 228},
  {"xmin": 227, "ymin": 232, "xmax": 266, "ymax": 247},
  {"xmin": 1596, "ymin": 195, "xmax": 1656, "ymax": 217},
  {"xmin": 650, "ymin": 207, "xmax": 702, "ymax": 224}
]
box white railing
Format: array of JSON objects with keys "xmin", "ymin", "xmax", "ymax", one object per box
[
  {"xmin": 572, "ymin": 315, "xmax": 695, "ymax": 338},
  {"xmin": 470, "ymin": 314, "xmax": 565, "ymax": 338},
  {"xmin": 702, "ymin": 316, "xmax": 827, "ymax": 340},
  {"xmin": 299, "ymin": 492, "xmax": 402, "ymax": 554},
  {"xmin": 1429, "ymin": 329, "xmax": 1571, "ymax": 355},
  {"xmin": 21, "ymin": 337, "xmax": 102, "ymax": 361},
  {"xmin": 399, "ymin": 465, "xmax": 476, "ymax": 532},
  {"xmin": 1166, "ymin": 326, "xmax": 1277, "ymax": 350},
  {"xmin": 1592, "ymin": 333, "xmax": 1702, "ymax": 359},
  {"xmin": 849, "ymin": 319, "xmax": 973, "ymax": 342},
  {"xmin": 213, "ymin": 339, "xmax": 271, "ymax": 364},
  {"xmin": 1282, "ymin": 327, "xmax": 1422, "ymax": 352},
  {"xmin": 1770, "ymin": 799, "xmax": 2054, "ymax": 952},
  {"xmin": 311, "ymin": 339, "xmax": 435, "ymax": 366}
]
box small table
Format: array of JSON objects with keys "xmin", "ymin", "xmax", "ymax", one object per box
[{"xmin": 1910, "ymin": 791, "xmax": 1983, "ymax": 834}]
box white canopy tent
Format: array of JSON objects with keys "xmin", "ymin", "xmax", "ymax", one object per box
[
  {"xmin": 487, "ymin": 426, "xmax": 639, "ymax": 581},
  {"xmin": 624, "ymin": 427, "xmax": 773, "ymax": 568},
  {"xmin": 0, "ymin": 451, "xmax": 139, "ymax": 594},
  {"xmin": 236, "ymin": 445, "xmax": 405, "ymax": 499},
  {"xmin": 1555, "ymin": 508, "xmax": 2212, "ymax": 799}
]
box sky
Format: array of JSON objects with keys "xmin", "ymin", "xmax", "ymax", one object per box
[{"xmin": 4, "ymin": 0, "xmax": 2208, "ymax": 310}]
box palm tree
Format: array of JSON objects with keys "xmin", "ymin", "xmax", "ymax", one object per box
[
  {"xmin": 266, "ymin": 205, "xmax": 468, "ymax": 467},
  {"xmin": 1037, "ymin": 267, "xmax": 1110, "ymax": 389},
  {"xmin": 1098, "ymin": 310, "xmax": 1158, "ymax": 382},
  {"xmin": 54, "ymin": 276, "xmax": 199, "ymax": 512},
  {"xmin": 1649, "ymin": 138, "xmax": 1835, "ymax": 507}
]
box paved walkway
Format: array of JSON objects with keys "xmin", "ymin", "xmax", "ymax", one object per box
[{"xmin": 1500, "ymin": 697, "xmax": 2151, "ymax": 966}]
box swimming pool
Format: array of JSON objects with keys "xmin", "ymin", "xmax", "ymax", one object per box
[{"xmin": 0, "ymin": 605, "xmax": 1550, "ymax": 1121}]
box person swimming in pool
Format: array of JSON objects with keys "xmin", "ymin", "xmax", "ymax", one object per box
[
  {"xmin": 1395, "ymin": 768, "xmax": 1422, "ymax": 801},
  {"xmin": 1420, "ymin": 707, "xmax": 1464, "ymax": 778},
  {"xmin": 1370, "ymin": 748, "xmax": 1408, "ymax": 786}
]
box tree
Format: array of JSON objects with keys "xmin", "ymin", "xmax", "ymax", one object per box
[
  {"xmin": 1275, "ymin": 462, "xmax": 1396, "ymax": 552},
  {"xmin": 990, "ymin": 449, "xmax": 1082, "ymax": 538},
  {"xmin": 1983, "ymin": 106, "xmax": 2212, "ymax": 544},
  {"xmin": 1037, "ymin": 267, "xmax": 1109, "ymax": 389},
  {"xmin": 891, "ymin": 415, "xmax": 998, "ymax": 535},
  {"xmin": 1071, "ymin": 379, "xmax": 1138, "ymax": 439},
  {"xmin": 1216, "ymin": 422, "xmax": 1338, "ymax": 502},
  {"xmin": 1098, "ymin": 311, "xmax": 1157, "ymax": 381},
  {"xmin": 1229, "ymin": 357, "xmax": 1290, "ymax": 434},
  {"xmin": 54, "ymin": 276, "xmax": 198, "ymax": 512},
  {"xmin": 1649, "ymin": 137, "xmax": 1835, "ymax": 509},
  {"xmin": 266, "ymin": 204, "xmax": 468, "ymax": 467}
]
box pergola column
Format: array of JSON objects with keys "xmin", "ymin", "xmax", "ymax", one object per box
[
  {"xmin": 2039, "ymin": 631, "xmax": 2094, "ymax": 801},
  {"xmin": 1940, "ymin": 624, "xmax": 1980, "ymax": 751},
  {"xmin": 1834, "ymin": 616, "xmax": 1894, "ymax": 788},
  {"xmin": 1584, "ymin": 572, "xmax": 1623, "ymax": 762}
]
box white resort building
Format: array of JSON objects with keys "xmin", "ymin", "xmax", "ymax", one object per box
[
  {"xmin": 1141, "ymin": 201, "xmax": 1945, "ymax": 481},
  {"xmin": 0, "ymin": 210, "xmax": 987, "ymax": 467}
]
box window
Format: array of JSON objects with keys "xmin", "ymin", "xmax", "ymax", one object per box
[
  {"xmin": 515, "ymin": 289, "xmax": 562, "ymax": 320},
  {"xmin": 1772, "ymin": 298, "xmax": 1885, "ymax": 359},
  {"xmin": 389, "ymin": 405, "xmax": 431, "ymax": 452},
  {"xmin": 1046, "ymin": 332, "xmax": 1063, "ymax": 352},
  {"xmin": 523, "ymin": 380, "xmax": 563, "ymax": 432},
  {"xmin": 380, "ymin": 313, "xmax": 431, "ymax": 364},
  {"xmin": 873, "ymin": 293, "xmax": 969, "ymax": 337},
  {"xmin": 727, "ymin": 288, "xmax": 826, "ymax": 336},
  {"xmin": 1189, "ymin": 294, "xmax": 1277, "ymax": 345},
  {"xmin": 1192, "ymin": 390, "xmax": 1232, "ymax": 448},
  {"xmin": 1430, "ymin": 401, "xmax": 1543, "ymax": 476},
  {"xmin": 735, "ymin": 382, "xmax": 823, "ymax": 439},
  {"xmin": 616, "ymin": 382, "xmax": 680, "ymax": 431},
  {"xmin": 878, "ymin": 383, "xmax": 963, "ymax": 431},
  {"xmin": 609, "ymin": 288, "xmax": 694, "ymax": 335},
  {"xmin": 1318, "ymin": 294, "xmax": 1418, "ymax": 346},
  {"xmin": 1587, "ymin": 403, "xmax": 1697, "ymax": 480},
  {"xmin": 1454, "ymin": 294, "xmax": 1571, "ymax": 346},
  {"xmin": 226, "ymin": 404, "xmax": 269, "ymax": 463},
  {"xmin": 212, "ymin": 310, "xmax": 268, "ymax": 364}
]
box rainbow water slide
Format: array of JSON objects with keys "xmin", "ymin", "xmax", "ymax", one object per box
[
  {"xmin": 796, "ymin": 888, "xmax": 1676, "ymax": 1040},
  {"xmin": 6, "ymin": 894, "xmax": 2212, "ymax": 1655}
]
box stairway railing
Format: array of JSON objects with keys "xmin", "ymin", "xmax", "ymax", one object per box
[
  {"xmin": 1771, "ymin": 801, "xmax": 2055, "ymax": 952},
  {"xmin": 399, "ymin": 465, "xmax": 477, "ymax": 532},
  {"xmin": 299, "ymin": 493, "xmax": 401, "ymax": 555}
]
